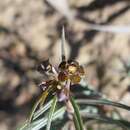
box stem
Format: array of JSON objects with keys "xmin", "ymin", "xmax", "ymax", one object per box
[
  {"xmin": 73, "ymin": 114, "xmax": 81, "ymax": 130},
  {"xmin": 70, "ymin": 96, "xmax": 84, "ymax": 130}
]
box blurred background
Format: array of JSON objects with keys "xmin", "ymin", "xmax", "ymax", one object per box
[{"xmin": 0, "ymin": 0, "xmax": 130, "ymax": 130}]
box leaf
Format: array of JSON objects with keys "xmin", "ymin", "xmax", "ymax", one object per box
[
  {"xmin": 17, "ymin": 121, "xmax": 28, "ymax": 130},
  {"xmin": 31, "ymin": 107, "xmax": 66, "ymax": 130},
  {"xmin": 46, "ymin": 96, "xmax": 57, "ymax": 130},
  {"xmin": 70, "ymin": 96, "xmax": 84, "ymax": 130},
  {"xmin": 28, "ymin": 90, "xmax": 49, "ymax": 123},
  {"xmin": 33, "ymin": 100, "xmax": 53, "ymax": 120},
  {"xmin": 18, "ymin": 100, "xmax": 52, "ymax": 130},
  {"xmin": 76, "ymin": 99, "xmax": 130, "ymax": 111},
  {"xmin": 19, "ymin": 107, "xmax": 66, "ymax": 130},
  {"xmin": 80, "ymin": 112, "xmax": 130, "ymax": 130}
]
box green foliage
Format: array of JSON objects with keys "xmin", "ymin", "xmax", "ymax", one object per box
[
  {"xmin": 70, "ymin": 96, "xmax": 84, "ymax": 130},
  {"xmin": 46, "ymin": 96, "xmax": 57, "ymax": 130},
  {"xmin": 18, "ymin": 84, "xmax": 130, "ymax": 130}
]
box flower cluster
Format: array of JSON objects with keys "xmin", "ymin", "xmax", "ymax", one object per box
[{"xmin": 37, "ymin": 59, "xmax": 85, "ymax": 101}]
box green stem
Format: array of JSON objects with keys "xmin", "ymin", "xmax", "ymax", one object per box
[
  {"xmin": 73, "ymin": 114, "xmax": 81, "ymax": 130},
  {"xmin": 46, "ymin": 96, "xmax": 57, "ymax": 130},
  {"xmin": 70, "ymin": 96, "xmax": 84, "ymax": 130}
]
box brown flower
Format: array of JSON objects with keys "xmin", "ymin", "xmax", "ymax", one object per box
[{"xmin": 37, "ymin": 58, "xmax": 85, "ymax": 102}]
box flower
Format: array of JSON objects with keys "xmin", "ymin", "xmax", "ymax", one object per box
[{"xmin": 37, "ymin": 58, "xmax": 85, "ymax": 102}]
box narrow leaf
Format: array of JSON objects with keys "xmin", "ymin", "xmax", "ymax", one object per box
[
  {"xmin": 46, "ymin": 96, "xmax": 57, "ymax": 130},
  {"xmin": 33, "ymin": 100, "xmax": 53, "ymax": 120},
  {"xmin": 31, "ymin": 107, "xmax": 66, "ymax": 130},
  {"xmin": 80, "ymin": 112, "xmax": 130, "ymax": 130},
  {"xmin": 76, "ymin": 99, "xmax": 130, "ymax": 111},
  {"xmin": 70, "ymin": 96, "xmax": 84, "ymax": 130},
  {"xmin": 28, "ymin": 90, "xmax": 49, "ymax": 123},
  {"xmin": 18, "ymin": 100, "xmax": 53, "ymax": 130}
]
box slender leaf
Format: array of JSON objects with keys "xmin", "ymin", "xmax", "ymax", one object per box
[
  {"xmin": 46, "ymin": 96, "xmax": 57, "ymax": 130},
  {"xmin": 76, "ymin": 99, "xmax": 130, "ymax": 111},
  {"xmin": 18, "ymin": 100, "xmax": 53, "ymax": 130},
  {"xmin": 33, "ymin": 100, "xmax": 53, "ymax": 120},
  {"xmin": 31, "ymin": 107, "xmax": 66, "ymax": 130},
  {"xmin": 28, "ymin": 90, "xmax": 49, "ymax": 123},
  {"xmin": 70, "ymin": 96, "xmax": 84, "ymax": 130},
  {"xmin": 80, "ymin": 112, "xmax": 130, "ymax": 130},
  {"xmin": 19, "ymin": 107, "xmax": 66, "ymax": 130},
  {"xmin": 17, "ymin": 121, "xmax": 28, "ymax": 130}
]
